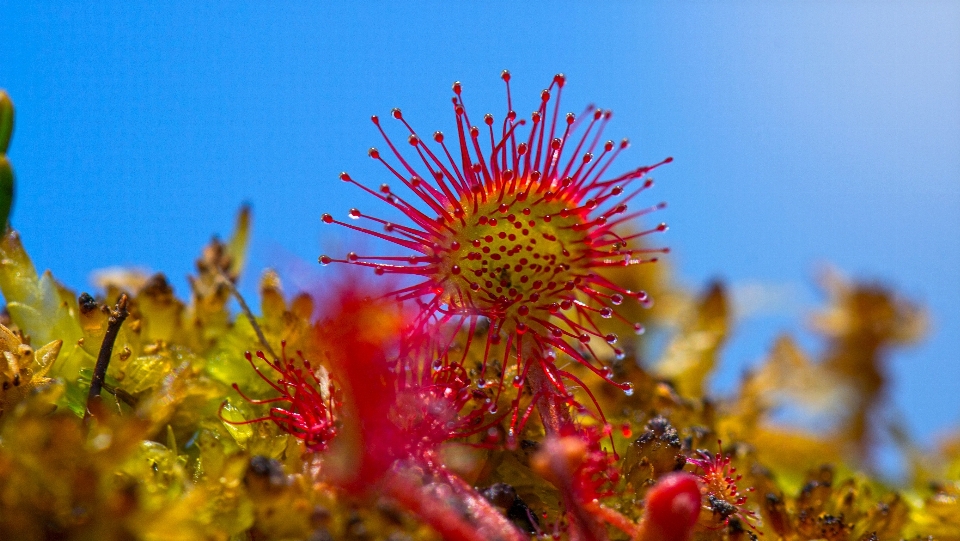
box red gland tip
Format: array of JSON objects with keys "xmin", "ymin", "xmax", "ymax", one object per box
[
  {"xmin": 501, "ymin": 69, "xmax": 510, "ymax": 82},
  {"xmin": 643, "ymin": 472, "xmax": 701, "ymax": 541}
]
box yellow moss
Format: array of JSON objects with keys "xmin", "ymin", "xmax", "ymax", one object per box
[
  {"xmin": 656, "ymin": 282, "xmax": 729, "ymax": 398},
  {"xmin": 0, "ymin": 206, "xmax": 951, "ymax": 541}
]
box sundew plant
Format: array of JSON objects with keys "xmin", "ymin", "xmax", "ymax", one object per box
[{"xmin": 0, "ymin": 76, "xmax": 957, "ymax": 541}]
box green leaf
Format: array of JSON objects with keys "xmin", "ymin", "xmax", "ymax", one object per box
[
  {"xmin": 0, "ymin": 91, "xmax": 12, "ymax": 155},
  {"xmin": 0, "ymin": 156, "xmax": 12, "ymax": 227},
  {"xmin": 0, "ymin": 233, "xmax": 86, "ymax": 379}
]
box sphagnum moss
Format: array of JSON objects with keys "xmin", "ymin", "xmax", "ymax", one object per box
[{"xmin": 0, "ymin": 77, "xmax": 955, "ymax": 541}]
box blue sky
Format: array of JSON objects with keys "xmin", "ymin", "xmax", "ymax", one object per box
[{"xmin": 2, "ymin": 2, "xmax": 958, "ymax": 461}]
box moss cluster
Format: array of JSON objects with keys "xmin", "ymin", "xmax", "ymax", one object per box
[{"xmin": 0, "ymin": 91, "xmax": 956, "ymax": 541}]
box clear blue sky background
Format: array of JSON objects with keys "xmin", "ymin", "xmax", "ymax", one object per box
[{"xmin": 2, "ymin": 2, "xmax": 958, "ymax": 464}]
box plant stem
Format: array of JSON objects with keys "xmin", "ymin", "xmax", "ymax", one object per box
[
  {"xmin": 445, "ymin": 471, "xmax": 530, "ymax": 541},
  {"xmin": 218, "ymin": 270, "xmax": 277, "ymax": 359},
  {"xmin": 527, "ymin": 359, "xmax": 571, "ymax": 436},
  {"xmin": 383, "ymin": 464, "xmax": 528, "ymax": 541},
  {"xmin": 85, "ymin": 293, "xmax": 129, "ymax": 420}
]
